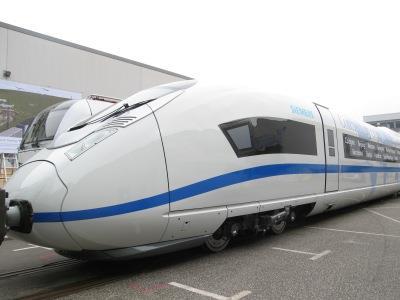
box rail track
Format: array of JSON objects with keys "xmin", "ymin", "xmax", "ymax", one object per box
[
  {"xmin": 0, "ymin": 259, "xmax": 82, "ymax": 280},
  {"xmin": 16, "ymin": 275, "xmax": 124, "ymax": 300},
  {"xmin": 0, "ymin": 259, "xmax": 124, "ymax": 300}
]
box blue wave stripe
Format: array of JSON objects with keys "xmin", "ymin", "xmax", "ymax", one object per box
[
  {"xmin": 170, "ymin": 163, "xmax": 326, "ymax": 202},
  {"xmin": 33, "ymin": 163, "xmax": 400, "ymax": 223},
  {"xmin": 33, "ymin": 212, "xmax": 62, "ymax": 223},
  {"xmin": 33, "ymin": 192, "xmax": 169, "ymax": 223},
  {"xmin": 340, "ymin": 165, "xmax": 400, "ymax": 173}
]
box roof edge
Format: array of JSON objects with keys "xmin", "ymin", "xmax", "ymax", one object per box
[{"xmin": 0, "ymin": 21, "xmax": 193, "ymax": 80}]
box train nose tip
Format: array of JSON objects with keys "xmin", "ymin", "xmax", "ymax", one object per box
[
  {"xmin": 5, "ymin": 161, "xmax": 65, "ymax": 212},
  {"xmin": 4, "ymin": 161, "xmax": 81, "ymax": 251}
]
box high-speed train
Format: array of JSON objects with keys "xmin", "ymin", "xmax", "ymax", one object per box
[{"xmin": 1, "ymin": 80, "xmax": 399, "ymax": 259}]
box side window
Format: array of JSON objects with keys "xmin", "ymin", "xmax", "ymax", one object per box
[
  {"xmin": 226, "ymin": 124, "xmax": 252, "ymax": 150},
  {"xmin": 220, "ymin": 120, "xmax": 254, "ymax": 156},
  {"xmin": 343, "ymin": 134, "xmax": 400, "ymax": 163},
  {"xmin": 252, "ymin": 118, "xmax": 317, "ymax": 156},
  {"xmin": 220, "ymin": 117, "xmax": 317, "ymax": 157},
  {"xmin": 327, "ymin": 129, "xmax": 335, "ymax": 157}
]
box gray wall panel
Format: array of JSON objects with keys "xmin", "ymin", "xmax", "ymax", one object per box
[
  {"xmin": 0, "ymin": 28, "xmax": 7, "ymax": 75},
  {"xmin": 141, "ymin": 68, "xmax": 184, "ymax": 90},
  {"xmin": 0, "ymin": 22, "xmax": 190, "ymax": 100}
]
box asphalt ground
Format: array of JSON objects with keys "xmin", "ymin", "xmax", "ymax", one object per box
[{"xmin": 1, "ymin": 194, "xmax": 400, "ymax": 299}]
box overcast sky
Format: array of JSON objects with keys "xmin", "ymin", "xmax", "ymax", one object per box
[{"xmin": 1, "ymin": 0, "xmax": 399, "ymax": 120}]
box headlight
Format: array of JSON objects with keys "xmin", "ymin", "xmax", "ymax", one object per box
[{"xmin": 65, "ymin": 128, "xmax": 117, "ymax": 160}]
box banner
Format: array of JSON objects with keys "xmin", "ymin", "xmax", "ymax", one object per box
[{"xmin": 0, "ymin": 136, "xmax": 22, "ymax": 154}]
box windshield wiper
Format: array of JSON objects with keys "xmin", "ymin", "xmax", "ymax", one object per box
[
  {"xmin": 35, "ymin": 138, "xmax": 54, "ymax": 143},
  {"xmin": 69, "ymin": 99, "xmax": 155, "ymax": 132},
  {"xmin": 102, "ymin": 99, "xmax": 155, "ymax": 121}
]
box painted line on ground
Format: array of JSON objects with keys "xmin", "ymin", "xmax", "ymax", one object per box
[
  {"xmin": 369, "ymin": 206, "xmax": 400, "ymax": 209},
  {"xmin": 309, "ymin": 250, "xmax": 331, "ymax": 260},
  {"xmin": 13, "ymin": 245, "xmax": 41, "ymax": 252},
  {"xmin": 271, "ymin": 247, "xmax": 331, "ymax": 260},
  {"xmin": 168, "ymin": 282, "xmax": 251, "ymax": 300},
  {"xmin": 271, "ymin": 247, "xmax": 316, "ymax": 256},
  {"xmin": 306, "ymin": 226, "xmax": 400, "ymax": 238},
  {"xmin": 13, "ymin": 244, "xmax": 52, "ymax": 252},
  {"xmin": 343, "ymin": 239, "xmax": 368, "ymax": 245},
  {"xmin": 364, "ymin": 208, "xmax": 400, "ymax": 224},
  {"xmin": 230, "ymin": 291, "xmax": 253, "ymax": 300}
]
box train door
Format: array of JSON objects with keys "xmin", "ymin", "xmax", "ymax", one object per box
[{"xmin": 315, "ymin": 104, "xmax": 339, "ymax": 192}]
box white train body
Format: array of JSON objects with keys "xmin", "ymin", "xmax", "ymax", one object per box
[{"xmin": 4, "ymin": 81, "xmax": 400, "ymax": 259}]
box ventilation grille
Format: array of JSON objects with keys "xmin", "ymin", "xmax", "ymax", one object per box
[{"xmin": 102, "ymin": 116, "xmax": 136, "ymax": 128}]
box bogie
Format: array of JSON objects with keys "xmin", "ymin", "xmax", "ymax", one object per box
[{"xmin": 203, "ymin": 207, "xmax": 299, "ymax": 252}]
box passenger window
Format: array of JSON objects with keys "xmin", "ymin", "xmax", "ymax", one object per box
[
  {"xmin": 220, "ymin": 120, "xmax": 254, "ymax": 156},
  {"xmin": 343, "ymin": 133, "xmax": 400, "ymax": 163},
  {"xmin": 327, "ymin": 129, "xmax": 335, "ymax": 147},
  {"xmin": 226, "ymin": 125, "xmax": 252, "ymax": 150},
  {"xmin": 251, "ymin": 118, "xmax": 317, "ymax": 156},
  {"xmin": 220, "ymin": 117, "xmax": 317, "ymax": 157},
  {"xmin": 327, "ymin": 129, "xmax": 335, "ymax": 157}
]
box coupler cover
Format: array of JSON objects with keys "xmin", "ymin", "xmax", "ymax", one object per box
[{"xmin": 0, "ymin": 189, "xmax": 6, "ymax": 246}]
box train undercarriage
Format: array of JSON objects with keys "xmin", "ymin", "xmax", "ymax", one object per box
[{"xmin": 203, "ymin": 203, "xmax": 315, "ymax": 252}]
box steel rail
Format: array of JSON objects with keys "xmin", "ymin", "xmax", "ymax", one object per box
[{"xmin": 0, "ymin": 259, "xmax": 81, "ymax": 279}]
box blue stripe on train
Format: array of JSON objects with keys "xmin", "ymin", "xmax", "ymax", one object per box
[{"xmin": 33, "ymin": 163, "xmax": 400, "ymax": 223}]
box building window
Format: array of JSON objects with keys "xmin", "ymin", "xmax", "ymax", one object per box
[
  {"xmin": 395, "ymin": 121, "xmax": 400, "ymax": 128},
  {"xmin": 220, "ymin": 117, "xmax": 317, "ymax": 157}
]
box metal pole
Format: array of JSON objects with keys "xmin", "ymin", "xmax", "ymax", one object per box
[
  {"xmin": 2, "ymin": 154, "xmax": 7, "ymax": 182},
  {"xmin": 6, "ymin": 107, "xmax": 10, "ymax": 129},
  {"xmin": 15, "ymin": 153, "xmax": 19, "ymax": 169}
]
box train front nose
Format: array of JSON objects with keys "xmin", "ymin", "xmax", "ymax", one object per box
[{"xmin": 4, "ymin": 161, "xmax": 81, "ymax": 251}]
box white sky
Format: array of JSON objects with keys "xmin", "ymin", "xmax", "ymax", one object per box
[{"xmin": 1, "ymin": 0, "xmax": 400, "ymax": 120}]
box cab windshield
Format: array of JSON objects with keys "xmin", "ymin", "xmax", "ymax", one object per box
[{"xmin": 21, "ymin": 101, "xmax": 76, "ymax": 149}]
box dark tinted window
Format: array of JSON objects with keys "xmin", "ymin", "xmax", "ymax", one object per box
[
  {"xmin": 220, "ymin": 117, "xmax": 317, "ymax": 157},
  {"xmin": 327, "ymin": 129, "xmax": 335, "ymax": 147},
  {"xmin": 343, "ymin": 134, "xmax": 400, "ymax": 163},
  {"xmin": 327, "ymin": 129, "xmax": 336, "ymax": 157},
  {"xmin": 226, "ymin": 124, "xmax": 252, "ymax": 150}
]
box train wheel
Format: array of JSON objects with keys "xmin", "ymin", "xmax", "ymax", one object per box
[
  {"xmin": 203, "ymin": 227, "xmax": 230, "ymax": 253},
  {"xmin": 270, "ymin": 220, "xmax": 287, "ymax": 235}
]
